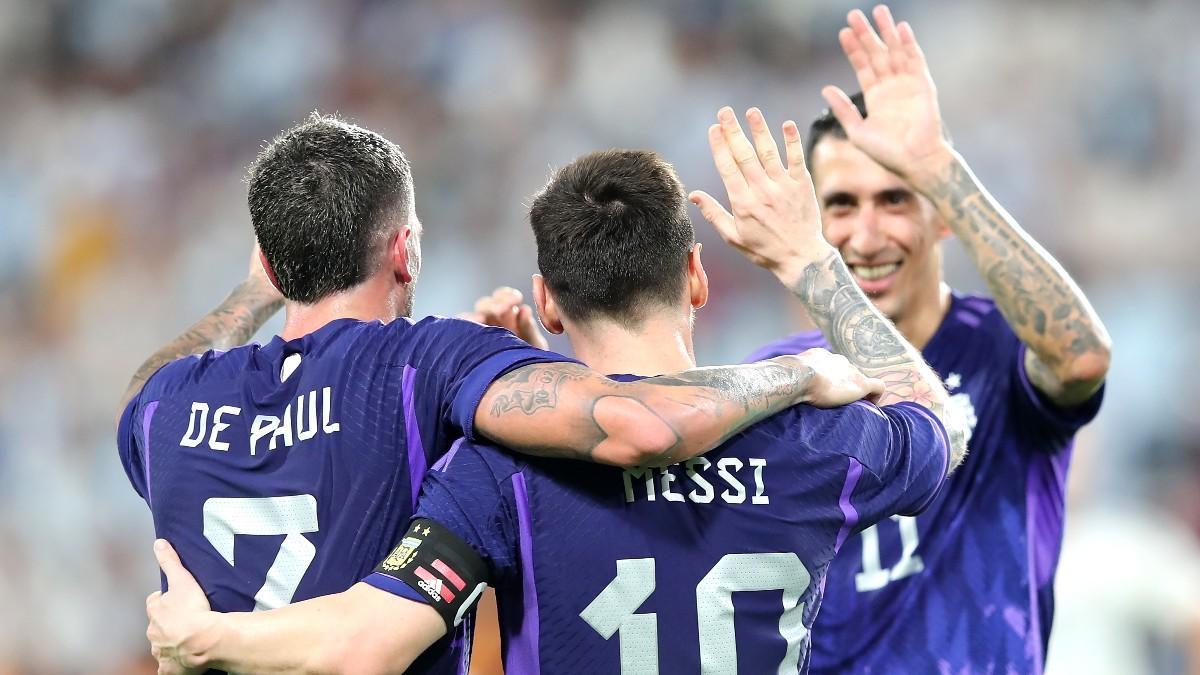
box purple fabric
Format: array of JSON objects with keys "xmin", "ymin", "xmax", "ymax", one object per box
[
  {"xmin": 835, "ymin": 457, "xmax": 865, "ymax": 551},
  {"xmin": 403, "ymin": 365, "xmax": 428, "ymax": 510},
  {"xmin": 141, "ymin": 401, "xmax": 160, "ymax": 506},
  {"xmin": 362, "ymin": 571, "xmax": 430, "ymax": 604},
  {"xmin": 432, "ymin": 437, "xmax": 466, "ymax": 473},
  {"xmin": 506, "ymin": 472, "xmax": 540, "ymax": 675}
]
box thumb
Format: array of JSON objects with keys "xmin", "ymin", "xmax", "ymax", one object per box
[
  {"xmin": 688, "ymin": 191, "xmax": 736, "ymax": 242},
  {"xmin": 154, "ymin": 539, "xmax": 197, "ymax": 592},
  {"xmin": 820, "ymin": 86, "xmax": 866, "ymax": 137},
  {"xmin": 516, "ymin": 305, "xmax": 549, "ymax": 350}
]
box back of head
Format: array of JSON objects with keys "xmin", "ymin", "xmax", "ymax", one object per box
[
  {"xmin": 248, "ymin": 113, "xmax": 413, "ymax": 303},
  {"xmin": 529, "ymin": 149, "xmax": 694, "ymax": 327}
]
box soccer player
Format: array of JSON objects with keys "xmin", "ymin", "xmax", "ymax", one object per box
[
  {"xmin": 144, "ymin": 111, "xmax": 969, "ymax": 674},
  {"xmin": 735, "ymin": 6, "xmax": 1112, "ymax": 673},
  {"xmin": 117, "ymin": 115, "xmax": 879, "ymax": 672}
]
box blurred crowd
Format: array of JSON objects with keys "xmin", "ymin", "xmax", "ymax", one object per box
[{"xmin": 0, "ymin": 0, "xmax": 1197, "ymax": 672}]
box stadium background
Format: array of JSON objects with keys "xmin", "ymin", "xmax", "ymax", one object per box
[{"xmin": 0, "ymin": 0, "xmax": 1197, "ymax": 672}]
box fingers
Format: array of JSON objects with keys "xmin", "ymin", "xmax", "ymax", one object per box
[
  {"xmin": 896, "ymin": 20, "xmax": 927, "ymax": 71},
  {"xmin": 847, "ymin": 9, "xmax": 892, "ymax": 78},
  {"xmin": 864, "ymin": 376, "xmax": 886, "ymax": 404},
  {"xmin": 872, "ymin": 5, "xmax": 906, "ymax": 71},
  {"xmin": 821, "ymin": 86, "xmax": 866, "ymax": 136},
  {"xmin": 154, "ymin": 539, "xmax": 193, "ymax": 591},
  {"xmin": 837, "ymin": 27, "xmax": 877, "ymax": 90},
  {"xmin": 781, "ymin": 120, "xmax": 809, "ymax": 182},
  {"xmin": 705, "ymin": 123, "xmax": 750, "ymax": 202},
  {"xmin": 688, "ymin": 190, "xmax": 736, "ymax": 242},
  {"xmin": 147, "ymin": 590, "xmax": 162, "ymax": 614},
  {"xmin": 745, "ymin": 108, "xmax": 785, "ymax": 179},
  {"xmin": 717, "ymin": 107, "xmax": 768, "ymax": 185}
]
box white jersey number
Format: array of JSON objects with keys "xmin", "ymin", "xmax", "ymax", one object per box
[
  {"xmin": 202, "ymin": 495, "xmax": 319, "ymax": 610},
  {"xmin": 855, "ymin": 515, "xmax": 924, "ymax": 592},
  {"xmin": 581, "ymin": 552, "xmax": 812, "ymax": 674}
]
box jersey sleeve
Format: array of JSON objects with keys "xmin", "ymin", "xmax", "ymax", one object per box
[
  {"xmin": 363, "ymin": 441, "xmax": 523, "ymax": 602},
  {"xmin": 115, "ymin": 358, "xmax": 195, "ymax": 503},
  {"xmin": 1013, "ymin": 343, "xmax": 1105, "ymax": 443},
  {"xmin": 812, "ymin": 401, "xmax": 950, "ymax": 527},
  {"xmin": 407, "ymin": 317, "xmax": 578, "ymax": 441}
]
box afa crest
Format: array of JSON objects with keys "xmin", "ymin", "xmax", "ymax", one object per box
[{"xmin": 379, "ymin": 536, "xmax": 423, "ymax": 572}]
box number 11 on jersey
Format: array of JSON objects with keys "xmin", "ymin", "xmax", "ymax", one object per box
[{"xmin": 855, "ymin": 515, "xmax": 924, "ymax": 592}]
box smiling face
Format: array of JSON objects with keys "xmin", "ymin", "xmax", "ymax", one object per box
[{"xmin": 810, "ymin": 137, "xmax": 950, "ymax": 325}]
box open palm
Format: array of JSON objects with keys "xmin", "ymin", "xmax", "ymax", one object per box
[{"xmin": 821, "ymin": 5, "xmax": 949, "ymax": 179}]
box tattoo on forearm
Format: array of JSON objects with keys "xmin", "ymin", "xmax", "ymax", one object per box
[
  {"xmin": 484, "ymin": 360, "xmax": 814, "ymax": 465},
  {"xmin": 926, "ymin": 159, "xmax": 1109, "ymax": 391},
  {"xmin": 791, "ymin": 251, "xmax": 910, "ymax": 371},
  {"xmin": 788, "ymin": 250, "xmax": 968, "ymax": 471},
  {"xmin": 120, "ymin": 280, "xmax": 282, "ymax": 414}
]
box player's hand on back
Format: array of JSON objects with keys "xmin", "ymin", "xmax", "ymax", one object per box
[
  {"xmin": 146, "ymin": 540, "xmax": 216, "ymax": 675},
  {"xmin": 689, "ymin": 106, "xmax": 836, "ymax": 289},
  {"xmin": 821, "ymin": 5, "xmax": 953, "ymax": 186},
  {"xmin": 460, "ymin": 286, "xmax": 550, "ymax": 350},
  {"xmin": 795, "ymin": 348, "xmax": 885, "ymax": 407}
]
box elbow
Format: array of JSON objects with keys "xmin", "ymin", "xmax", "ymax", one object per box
[
  {"xmin": 592, "ymin": 395, "xmax": 682, "ymax": 468},
  {"xmin": 1062, "ymin": 340, "xmax": 1112, "ymax": 387}
]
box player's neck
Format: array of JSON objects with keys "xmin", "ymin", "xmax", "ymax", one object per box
[
  {"xmin": 894, "ymin": 282, "xmax": 953, "ymax": 350},
  {"xmin": 280, "ymin": 277, "xmax": 413, "ymax": 341},
  {"xmin": 564, "ymin": 313, "xmax": 696, "ymax": 377}
]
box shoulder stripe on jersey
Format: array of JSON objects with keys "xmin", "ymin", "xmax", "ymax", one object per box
[
  {"xmin": 506, "ymin": 472, "xmax": 540, "ymax": 675},
  {"xmin": 141, "ymin": 401, "xmax": 160, "ymax": 507},
  {"xmin": 433, "ymin": 438, "xmax": 466, "ymax": 473},
  {"xmin": 834, "ymin": 457, "xmax": 865, "ymax": 552},
  {"xmin": 403, "ymin": 365, "xmax": 428, "ymax": 511}
]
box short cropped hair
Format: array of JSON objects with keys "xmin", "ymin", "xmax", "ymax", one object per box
[
  {"xmin": 248, "ymin": 114, "xmax": 413, "ymax": 303},
  {"xmin": 529, "ymin": 150, "xmax": 695, "ymax": 327}
]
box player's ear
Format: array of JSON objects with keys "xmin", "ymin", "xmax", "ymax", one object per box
[
  {"xmin": 391, "ymin": 227, "xmax": 413, "ymax": 284},
  {"xmin": 258, "ymin": 249, "xmax": 284, "ymax": 295},
  {"xmin": 532, "ymin": 274, "xmax": 564, "ymax": 334},
  {"xmin": 687, "ymin": 243, "xmax": 709, "ymax": 310}
]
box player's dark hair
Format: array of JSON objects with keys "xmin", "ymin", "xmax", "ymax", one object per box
[
  {"xmin": 804, "ymin": 91, "xmax": 868, "ymax": 168},
  {"xmin": 248, "ymin": 113, "xmax": 413, "ymax": 304},
  {"xmin": 530, "ymin": 149, "xmax": 695, "ymax": 327}
]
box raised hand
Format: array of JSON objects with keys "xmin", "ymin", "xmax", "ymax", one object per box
[
  {"xmin": 459, "ymin": 286, "xmax": 550, "ymax": 350},
  {"xmin": 145, "ymin": 540, "xmax": 215, "ymax": 675},
  {"xmin": 690, "ymin": 106, "xmax": 835, "ymax": 288},
  {"xmin": 821, "ymin": 5, "xmax": 952, "ymax": 184}
]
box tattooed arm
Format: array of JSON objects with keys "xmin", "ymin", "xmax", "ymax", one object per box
[
  {"xmin": 919, "ymin": 155, "xmax": 1110, "ymax": 405},
  {"xmin": 117, "ymin": 248, "xmax": 284, "ymax": 421},
  {"xmin": 477, "ymin": 356, "xmax": 823, "ymax": 468},
  {"xmin": 820, "ymin": 6, "xmax": 1111, "ymax": 407},
  {"xmin": 689, "ymin": 103, "xmax": 967, "ymax": 472}
]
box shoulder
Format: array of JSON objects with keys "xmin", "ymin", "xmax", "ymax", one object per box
[
  {"xmin": 431, "ymin": 437, "xmax": 525, "ymax": 484},
  {"xmin": 745, "ymin": 400, "xmax": 886, "ymax": 448},
  {"xmin": 946, "ymin": 293, "xmax": 1019, "ymax": 347},
  {"xmin": 743, "ymin": 329, "xmax": 828, "ymax": 362},
  {"xmin": 141, "ymin": 345, "xmax": 259, "ymax": 399}
]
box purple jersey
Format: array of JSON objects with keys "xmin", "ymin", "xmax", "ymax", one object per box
[
  {"xmin": 116, "ymin": 316, "xmax": 570, "ymax": 673},
  {"xmin": 367, "ymin": 377, "xmax": 950, "ymax": 674},
  {"xmin": 746, "ymin": 293, "xmax": 1105, "ymax": 674}
]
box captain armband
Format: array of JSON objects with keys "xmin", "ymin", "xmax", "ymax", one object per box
[{"xmin": 371, "ymin": 518, "xmax": 490, "ymax": 628}]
